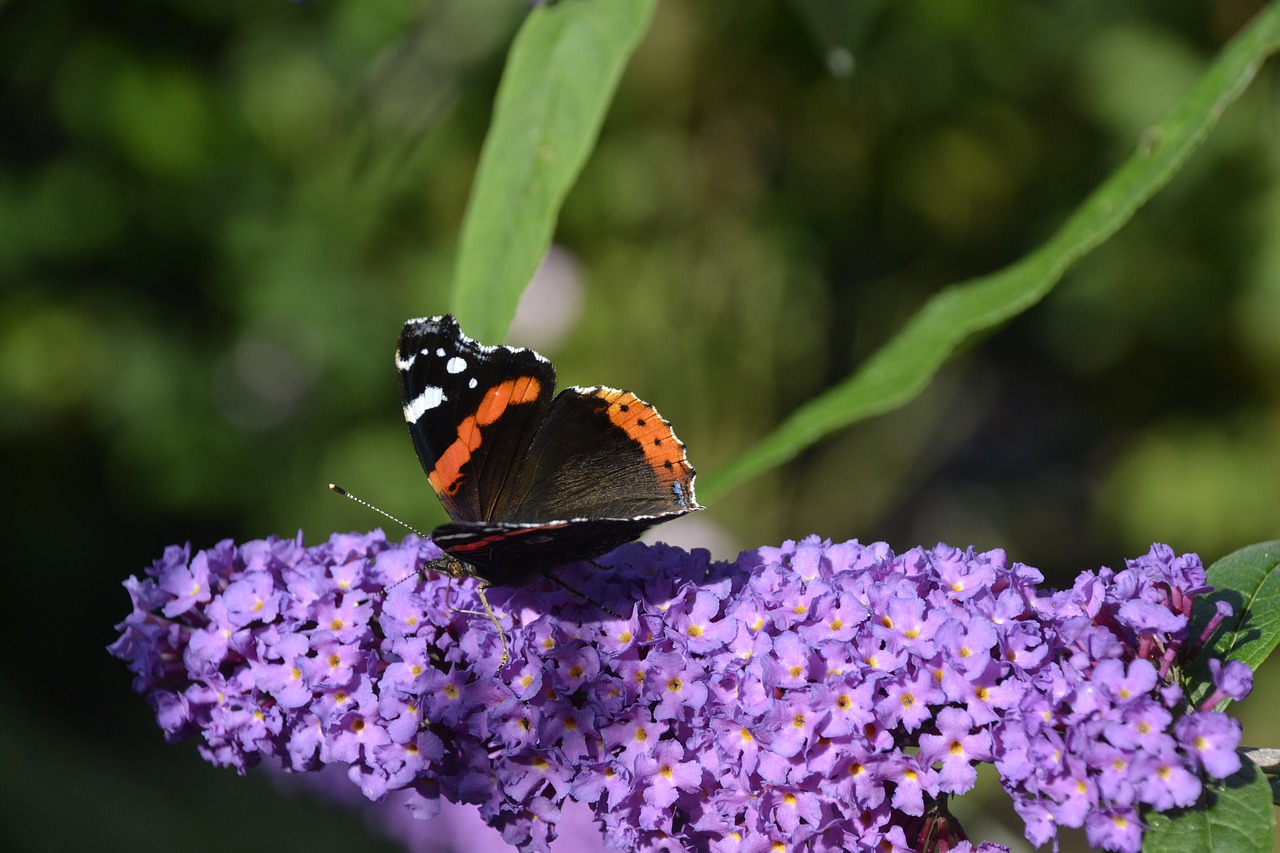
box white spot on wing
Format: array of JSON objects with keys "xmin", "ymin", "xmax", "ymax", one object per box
[
  {"xmin": 446, "ymin": 356, "xmax": 467, "ymax": 374},
  {"xmin": 435, "ymin": 347, "xmax": 446, "ymax": 357},
  {"xmin": 395, "ymin": 353, "xmax": 416, "ymax": 371},
  {"xmin": 468, "ymin": 378, "xmax": 477, "ymax": 389},
  {"xmin": 403, "ymin": 386, "xmax": 444, "ymax": 422}
]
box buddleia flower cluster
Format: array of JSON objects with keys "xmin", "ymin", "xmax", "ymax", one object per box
[{"xmin": 110, "ymin": 532, "xmax": 1249, "ymax": 852}]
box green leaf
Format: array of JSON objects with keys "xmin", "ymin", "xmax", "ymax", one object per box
[
  {"xmin": 698, "ymin": 2, "xmax": 1280, "ymax": 505},
  {"xmin": 450, "ymin": 0, "xmax": 657, "ymax": 343},
  {"xmin": 1142, "ymin": 754, "xmax": 1275, "ymax": 853},
  {"xmin": 1188, "ymin": 541, "xmax": 1280, "ymax": 704}
]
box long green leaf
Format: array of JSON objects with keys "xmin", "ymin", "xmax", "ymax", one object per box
[
  {"xmin": 451, "ymin": 0, "xmax": 657, "ymax": 343},
  {"xmin": 699, "ymin": 2, "xmax": 1280, "ymax": 505},
  {"xmin": 1142, "ymin": 755, "xmax": 1275, "ymax": 853}
]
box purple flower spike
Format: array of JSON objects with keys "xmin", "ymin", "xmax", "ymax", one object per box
[{"xmin": 111, "ymin": 533, "xmax": 1250, "ymax": 853}]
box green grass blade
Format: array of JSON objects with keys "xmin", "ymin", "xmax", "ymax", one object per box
[
  {"xmin": 450, "ymin": 0, "xmax": 657, "ymax": 342},
  {"xmin": 699, "ymin": 2, "xmax": 1280, "ymax": 505}
]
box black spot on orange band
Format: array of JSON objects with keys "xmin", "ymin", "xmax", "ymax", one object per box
[{"xmin": 590, "ymin": 388, "xmax": 692, "ymax": 486}]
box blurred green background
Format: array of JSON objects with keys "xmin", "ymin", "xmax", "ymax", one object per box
[{"xmin": 3, "ymin": 0, "xmax": 1278, "ymax": 849}]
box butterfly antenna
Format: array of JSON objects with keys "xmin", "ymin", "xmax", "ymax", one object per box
[
  {"xmin": 330, "ymin": 485, "xmax": 429, "ymax": 598},
  {"xmin": 328, "ymin": 484, "xmax": 426, "ymax": 538},
  {"xmin": 331, "ymin": 485, "xmax": 511, "ymax": 665}
]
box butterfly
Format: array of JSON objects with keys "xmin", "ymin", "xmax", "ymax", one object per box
[{"xmin": 395, "ymin": 315, "xmax": 700, "ymax": 652}]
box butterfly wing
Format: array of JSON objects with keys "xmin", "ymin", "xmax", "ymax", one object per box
[
  {"xmin": 431, "ymin": 518, "xmax": 665, "ymax": 585},
  {"xmin": 396, "ymin": 315, "xmax": 556, "ymax": 524},
  {"xmin": 496, "ymin": 385, "xmax": 700, "ymax": 524},
  {"xmin": 429, "ymin": 385, "xmax": 699, "ymax": 584}
]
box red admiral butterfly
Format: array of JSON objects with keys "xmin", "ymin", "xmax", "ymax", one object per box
[{"xmin": 396, "ymin": 315, "xmax": 701, "ymax": 587}]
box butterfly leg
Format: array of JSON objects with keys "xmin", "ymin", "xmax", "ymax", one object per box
[
  {"xmin": 546, "ymin": 572, "xmax": 624, "ymax": 620},
  {"xmin": 432, "ymin": 556, "xmax": 510, "ymax": 667},
  {"xmin": 444, "ymin": 578, "xmax": 510, "ymax": 666},
  {"xmin": 474, "ymin": 584, "xmax": 509, "ymax": 667}
]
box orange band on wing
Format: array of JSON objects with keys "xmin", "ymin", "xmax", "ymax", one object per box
[
  {"xmin": 476, "ymin": 376, "xmax": 542, "ymax": 425},
  {"xmin": 428, "ymin": 414, "xmax": 481, "ymax": 496},
  {"xmin": 595, "ymin": 389, "xmax": 692, "ymax": 485},
  {"xmin": 429, "ymin": 377, "xmax": 544, "ymax": 496}
]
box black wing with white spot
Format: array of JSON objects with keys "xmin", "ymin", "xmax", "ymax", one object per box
[{"xmin": 395, "ymin": 315, "xmax": 555, "ymax": 525}]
